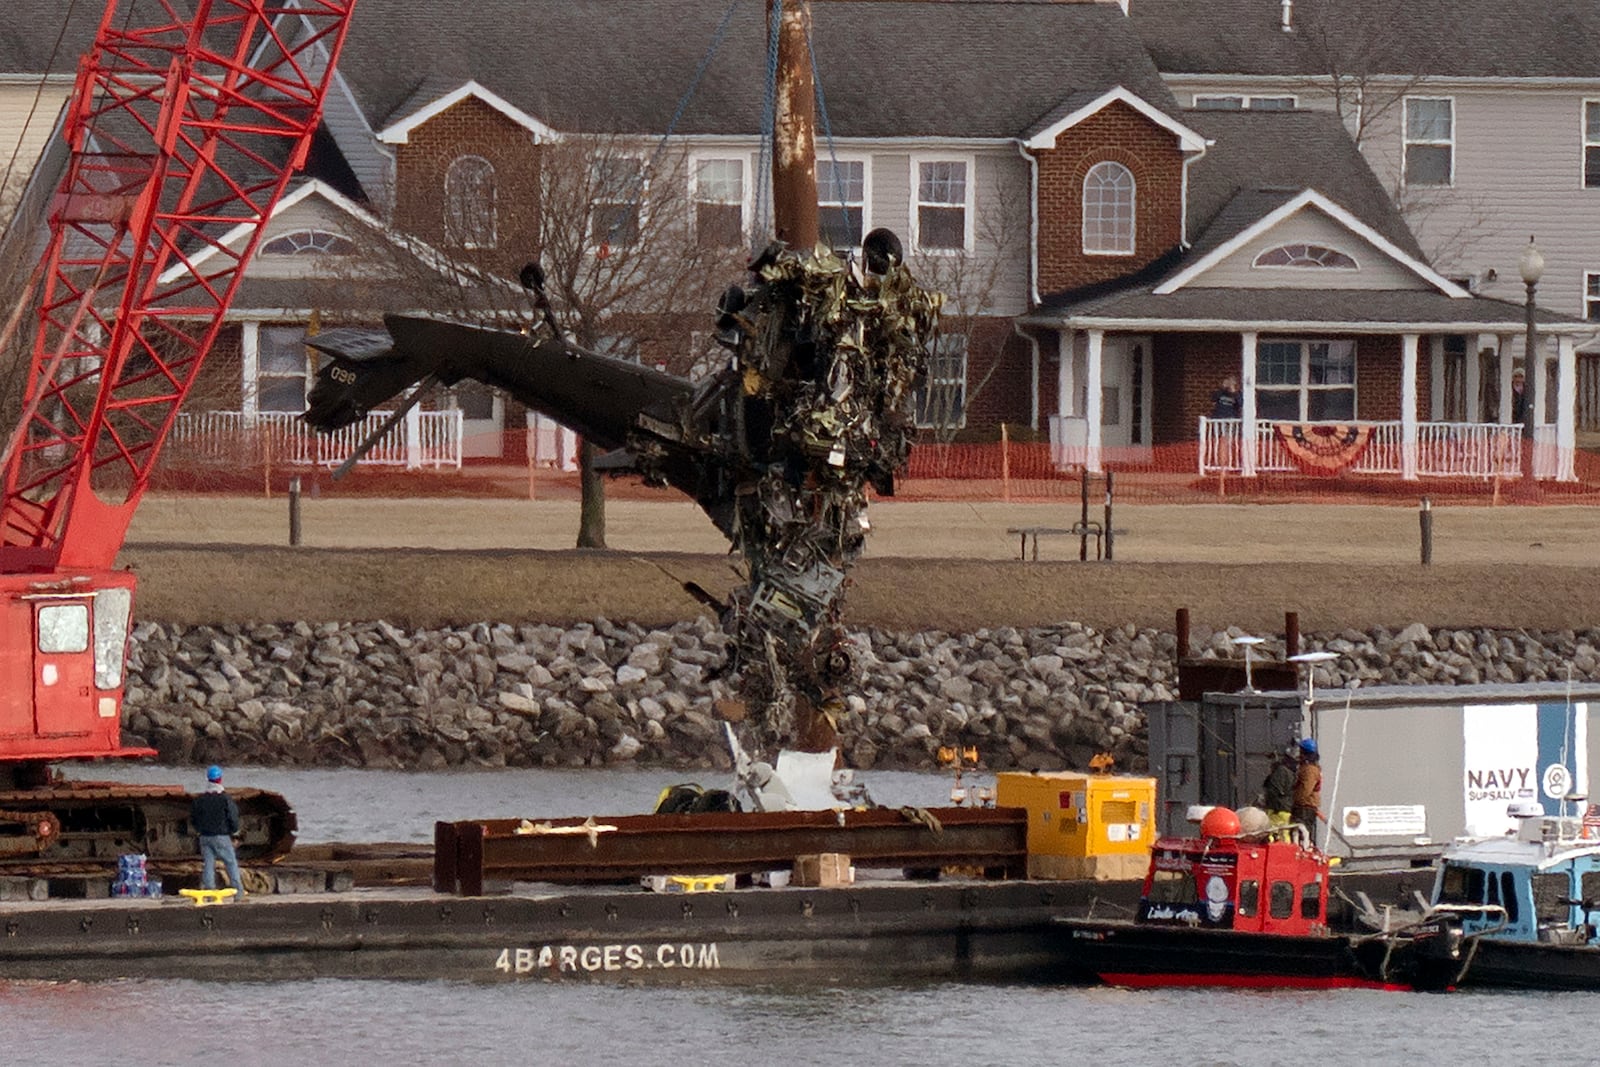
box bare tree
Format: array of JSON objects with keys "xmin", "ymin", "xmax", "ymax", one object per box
[
  {"xmin": 905, "ymin": 173, "xmax": 1028, "ymax": 443},
  {"xmin": 531, "ymin": 135, "xmax": 748, "ymax": 547}
]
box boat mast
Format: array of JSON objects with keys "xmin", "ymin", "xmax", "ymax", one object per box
[{"xmin": 771, "ymin": 0, "xmax": 819, "ymax": 251}]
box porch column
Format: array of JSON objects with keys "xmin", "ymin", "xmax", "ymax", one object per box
[
  {"xmin": 1056, "ymin": 328, "xmax": 1074, "ymax": 465},
  {"xmin": 1085, "ymin": 328, "xmax": 1104, "ymax": 473},
  {"xmin": 1401, "ymin": 333, "xmax": 1420, "ymax": 480},
  {"xmin": 1558, "ymin": 334, "xmax": 1577, "ymax": 482},
  {"xmin": 241, "ymin": 322, "xmax": 260, "ymax": 417},
  {"xmin": 1239, "ymin": 331, "xmax": 1258, "ymax": 477},
  {"xmin": 1498, "ymin": 336, "xmax": 1514, "ymax": 423},
  {"xmin": 1029, "ymin": 336, "xmax": 1040, "ymax": 431},
  {"xmin": 1465, "ymin": 335, "xmax": 1485, "ymax": 422},
  {"xmin": 1428, "ymin": 336, "xmax": 1443, "ymax": 421},
  {"xmin": 405, "ymin": 405, "xmax": 423, "ymax": 470}
]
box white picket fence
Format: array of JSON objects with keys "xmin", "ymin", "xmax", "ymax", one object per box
[
  {"xmin": 1197, "ymin": 418, "xmax": 1566, "ymax": 480},
  {"xmin": 169, "ymin": 409, "xmax": 463, "ymax": 470}
]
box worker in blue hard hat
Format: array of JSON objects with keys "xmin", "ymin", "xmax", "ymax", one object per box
[
  {"xmin": 1292, "ymin": 738, "xmax": 1322, "ymax": 848},
  {"xmin": 190, "ymin": 765, "xmax": 243, "ymax": 897}
]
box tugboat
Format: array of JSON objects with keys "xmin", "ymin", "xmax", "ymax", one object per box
[
  {"xmin": 1055, "ymin": 806, "xmax": 1411, "ymax": 989},
  {"xmin": 1409, "ymin": 799, "xmax": 1600, "ymax": 991}
]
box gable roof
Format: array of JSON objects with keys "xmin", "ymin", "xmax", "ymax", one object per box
[
  {"xmin": 1180, "ymin": 108, "xmax": 1422, "ymax": 259},
  {"xmin": 339, "ymin": 0, "xmax": 1178, "ymax": 140},
  {"xmin": 157, "ymin": 178, "xmax": 523, "ymax": 315},
  {"xmin": 1153, "ymin": 188, "xmax": 1466, "ymax": 295},
  {"xmin": 1023, "ymin": 86, "xmax": 1207, "ymax": 151},
  {"xmin": 1129, "ymin": 0, "xmax": 1600, "ymax": 80}
]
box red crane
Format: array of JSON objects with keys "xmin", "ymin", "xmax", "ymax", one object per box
[{"xmin": 0, "ymin": 0, "xmax": 355, "ymax": 859}]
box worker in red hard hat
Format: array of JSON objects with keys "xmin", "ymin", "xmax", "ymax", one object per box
[{"xmin": 1291, "ymin": 738, "xmax": 1322, "ymax": 848}]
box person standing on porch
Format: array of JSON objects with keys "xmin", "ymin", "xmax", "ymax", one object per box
[
  {"xmin": 1511, "ymin": 370, "xmax": 1527, "ymax": 424},
  {"xmin": 1210, "ymin": 374, "xmax": 1241, "ymax": 419}
]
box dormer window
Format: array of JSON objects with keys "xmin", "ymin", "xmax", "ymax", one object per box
[
  {"xmin": 261, "ymin": 229, "xmax": 356, "ymax": 256},
  {"xmin": 445, "ymin": 155, "xmax": 497, "ymax": 249},
  {"xmin": 1083, "ymin": 161, "xmax": 1135, "ymax": 255},
  {"xmin": 1253, "ymin": 244, "xmax": 1358, "ymax": 269}
]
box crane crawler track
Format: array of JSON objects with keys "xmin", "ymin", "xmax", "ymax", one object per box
[{"xmin": 0, "ymin": 784, "xmax": 295, "ymax": 865}]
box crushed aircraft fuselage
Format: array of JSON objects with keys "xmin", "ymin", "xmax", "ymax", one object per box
[{"xmin": 303, "ymin": 233, "xmax": 941, "ymax": 754}]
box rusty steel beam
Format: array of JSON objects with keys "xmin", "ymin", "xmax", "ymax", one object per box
[
  {"xmin": 435, "ymin": 808, "xmax": 1028, "ymax": 893},
  {"xmin": 771, "ymin": 0, "xmax": 818, "ymax": 252}
]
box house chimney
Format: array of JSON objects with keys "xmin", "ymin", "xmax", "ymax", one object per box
[{"xmin": 1281, "ymin": 0, "xmax": 1294, "ymax": 32}]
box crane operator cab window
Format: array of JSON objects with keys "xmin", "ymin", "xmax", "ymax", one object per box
[
  {"xmin": 37, "ymin": 604, "xmax": 89, "ymax": 655},
  {"xmin": 35, "ymin": 586, "xmax": 131, "ymax": 695}
]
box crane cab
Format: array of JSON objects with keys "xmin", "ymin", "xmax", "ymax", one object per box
[{"xmin": 0, "ymin": 570, "xmax": 149, "ymax": 771}]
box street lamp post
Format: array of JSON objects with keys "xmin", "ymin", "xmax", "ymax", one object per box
[{"xmin": 1520, "ymin": 236, "xmax": 1544, "ymax": 489}]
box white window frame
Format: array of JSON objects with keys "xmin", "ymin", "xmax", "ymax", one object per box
[
  {"xmin": 1584, "ymin": 99, "xmax": 1600, "ymax": 189},
  {"xmin": 1585, "ymin": 271, "xmax": 1600, "ymax": 323},
  {"xmin": 1251, "ymin": 243, "xmax": 1360, "ymax": 270},
  {"xmin": 1402, "ymin": 96, "xmax": 1455, "ymax": 188},
  {"xmin": 444, "ymin": 155, "xmax": 498, "ymax": 249},
  {"xmin": 1192, "ymin": 94, "xmax": 1298, "ymax": 110},
  {"xmin": 689, "ymin": 154, "xmax": 751, "ymax": 250},
  {"xmin": 817, "ymin": 154, "xmax": 872, "ymax": 252},
  {"xmin": 588, "ymin": 154, "xmax": 649, "ymax": 249},
  {"xmin": 261, "ymin": 229, "xmax": 356, "ymax": 256},
  {"xmin": 242, "ymin": 322, "xmax": 313, "ymax": 416},
  {"xmin": 914, "ymin": 334, "xmax": 969, "ymax": 429},
  {"xmin": 1082, "ymin": 160, "xmax": 1136, "ymax": 256},
  {"xmin": 908, "ymin": 153, "xmax": 974, "ymax": 255},
  {"xmin": 1254, "ymin": 337, "xmax": 1358, "ymax": 422}
]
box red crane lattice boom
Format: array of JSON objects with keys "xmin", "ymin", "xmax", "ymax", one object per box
[{"xmin": 0, "ymin": 0, "xmax": 357, "ymax": 573}]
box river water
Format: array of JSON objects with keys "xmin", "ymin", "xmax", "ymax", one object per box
[{"xmin": 2, "ymin": 764, "xmax": 1594, "ymax": 1066}]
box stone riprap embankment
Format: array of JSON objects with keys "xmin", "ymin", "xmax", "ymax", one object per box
[{"xmin": 122, "ymin": 619, "xmax": 1600, "ymax": 772}]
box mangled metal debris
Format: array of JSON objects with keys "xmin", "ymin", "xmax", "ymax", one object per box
[{"xmin": 301, "ymin": 231, "xmax": 941, "ymax": 757}]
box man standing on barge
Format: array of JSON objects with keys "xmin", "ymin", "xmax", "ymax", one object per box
[
  {"xmin": 1292, "ymin": 739, "xmax": 1322, "ymax": 848},
  {"xmin": 191, "ymin": 764, "xmax": 244, "ymax": 897}
]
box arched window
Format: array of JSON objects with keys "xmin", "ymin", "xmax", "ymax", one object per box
[
  {"xmin": 445, "ymin": 155, "xmax": 497, "ymax": 249},
  {"xmin": 1082, "ymin": 161, "xmax": 1135, "ymax": 255},
  {"xmin": 1253, "ymin": 243, "xmax": 1359, "ymax": 269},
  {"xmin": 261, "ymin": 229, "xmax": 356, "ymax": 256}
]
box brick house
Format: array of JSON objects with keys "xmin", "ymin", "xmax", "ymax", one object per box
[{"xmin": 6, "ymin": 0, "xmax": 1593, "ymax": 480}]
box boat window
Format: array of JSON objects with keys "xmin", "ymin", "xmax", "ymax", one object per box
[
  {"xmin": 1269, "ymin": 880, "xmax": 1294, "ymax": 919},
  {"xmin": 1148, "ymin": 869, "xmax": 1197, "ymax": 904},
  {"xmin": 1438, "ymin": 864, "xmax": 1486, "ymax": 904},
  {"xmin": 1486, "ymin": 873, "xmax": 1500, "ymax": 906},
  {"xmin": 1532, "ymin": 872, "xmax": 1569, "ymax": 925},
  {"xmin": 1503, "ymin": 872, "xmax": 1521, "ymax": 923},
  {"xmin": 1581, "ymin": 870, "xmax": 1600, "ymax": 912},
  {"xmin": 1300, "ymin": 882, "xmax": 1321, "ymax": 920},
  {"xmin": 1238, "ymin": 879, "xmax": 1259, "ymax": 917}
]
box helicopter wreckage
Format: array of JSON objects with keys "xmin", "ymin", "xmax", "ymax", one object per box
[{"xmin": 302, "ymin": 232, "xmax": 942, "ymax": 797}]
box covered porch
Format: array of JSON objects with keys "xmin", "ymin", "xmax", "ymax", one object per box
[{"xmin": 1029, "ymin": 313, "xmax": 1596, "ymax": 483}]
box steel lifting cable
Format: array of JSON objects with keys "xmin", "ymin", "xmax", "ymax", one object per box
[
  {"xmin": 0, "ymin": 0, "xmax": 86, "ymax": 401},
  {"xmin": 752, "ymin": 0, "xmax": 781, "ymax": 249},
  {"xmin": 608, "ymin": 0, "xmax": 745, "ymax": 243}
]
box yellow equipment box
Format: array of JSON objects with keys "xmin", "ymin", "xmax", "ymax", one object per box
[{"xmin": 996, "ymin": 771, "xmax": 1156, "ymax": 881}]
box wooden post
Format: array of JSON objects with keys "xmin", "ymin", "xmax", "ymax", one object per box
[
  {"xmin": 1419, "ymin": 496, "xmax": 1433, "ymax": 565},
  {"xmin": 1285, "ymin": 612, "xmax": 1300, "ymax": 658},
  {"xmin": 1079, "ymin": 473, "xmax": 1090, "ymax": 561},
  {"xmin": 1000, "ymin": 422, "xmax": 1011, "ymax": 502},
  {"xmin": 288, "ymin": 475, "xmax": 302, "ymax": 546},
  {"xmin": 1103, "ymin": 470, "xmax": 1114, "ymax": 561},
  {"xmin": 1176, "ymin": 607, "xmax": 1191, "ymax": 658}
]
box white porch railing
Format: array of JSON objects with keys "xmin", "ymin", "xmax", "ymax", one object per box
[
  {"xmin": 169, "ymin": 410, "xmax": 464, "ymax": 470},
  {"xmin": 1197, "ymin": 418, "xmax": 1570, "ymax": 480}
]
